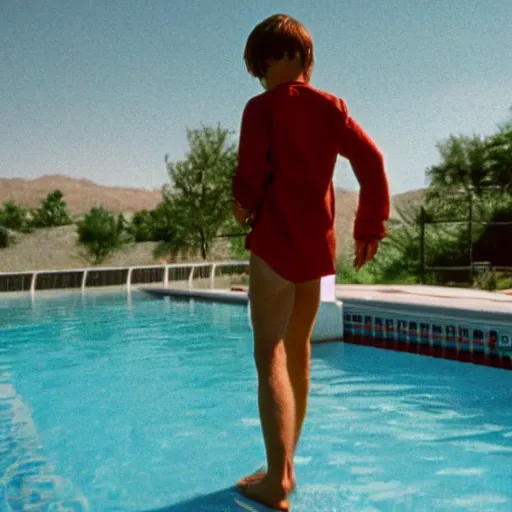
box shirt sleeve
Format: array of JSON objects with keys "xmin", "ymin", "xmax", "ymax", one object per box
[
  {"xmin": 232, "ymin": 96, "xmax": 273, "ymax": 211},
  {"xmin": 335, "ymin": 98, "xmax": 391, "ymax": 241}
]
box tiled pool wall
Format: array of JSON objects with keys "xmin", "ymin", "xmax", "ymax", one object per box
[{"xmin": 342, "ymin": 306, "xmax": 512, "ymax": 370}]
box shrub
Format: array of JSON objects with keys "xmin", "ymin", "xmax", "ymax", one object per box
[{"xmin": 77, "ymin": 207, "xmax": 132, "ymax": 264}]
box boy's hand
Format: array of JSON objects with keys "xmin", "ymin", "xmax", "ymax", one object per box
[
  {"xmin": 354, "ymin": 239, "xmax": 379, "ymax": 271},
  {"xmin": 232, "ymin": 200, "xmax": 254, "ymax": 227}
]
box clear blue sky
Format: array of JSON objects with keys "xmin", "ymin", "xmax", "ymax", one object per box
[{"xmin": 1, "ymin": 1, "xmax": 511, "ymax": 194}]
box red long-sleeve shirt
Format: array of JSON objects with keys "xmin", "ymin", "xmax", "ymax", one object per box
[{"xmin": 232, "ymin": 81, "xmax": 390, "ymax": 283}]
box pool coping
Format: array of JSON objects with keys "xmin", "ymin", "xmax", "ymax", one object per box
[
  {"xmin": 140, "ymin": 286, "xmax": 249, "ymax": 305},
  {"xmin": 138, "ymin": 284, "xmax": 512, "ymax": 323}
]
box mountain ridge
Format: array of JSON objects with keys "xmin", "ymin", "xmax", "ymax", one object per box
[{"xmin": 0, "ymin": 174, "xmax": 424, "ymax": 215}]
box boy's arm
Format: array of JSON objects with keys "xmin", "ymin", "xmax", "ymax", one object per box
[
  {"xmin": 232, "ymin": 97, "xmax": 273, "ymax": 212},
  {"xmin": 336, "ymin": 98, "xmax": 391, "ymax": 241}
]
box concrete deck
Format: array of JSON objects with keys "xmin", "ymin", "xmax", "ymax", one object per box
[{"xmin": 334, "ymin": 284, "xmax": 512, "ymax": 316}]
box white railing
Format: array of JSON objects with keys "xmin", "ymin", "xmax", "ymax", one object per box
[{"xmin": 0, "ymin": 260, "xmax": 249, "ymax": 295}]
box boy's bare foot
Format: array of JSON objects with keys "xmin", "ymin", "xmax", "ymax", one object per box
[
  {"xmin": 237, "ymin": 468, "xmax": 297, "ymax": 493},
  {"xmin": 236, "ymin": 467, "xmax": 266, "ymax": 487},
  {"xmin": 238, "ymin": 474, "xmax": 294, "ymax": 511}
]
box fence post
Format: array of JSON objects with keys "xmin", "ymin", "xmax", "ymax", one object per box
[
  {"xmin": 127, "ymin": 267, "xmax": 133, "ymax": 291},
  {"xmin": 30, "ymin": 272, "xmax": 38, "ymax": 295},
  {"xmin": 419, "ymin": 207, "xmax": 426, "ymax": 285},
  {"xmin": 188, "ymin": 266, "xmax": 195, "ymax": 290},
  {"xmin": 468, "ymin": 192, "xmax": 474, "ymax": 284},
  {"xmin": 81, "ymin": 270, "xmax": 88, "ymax": 292},
  {"xmin": 210, "ymin": 263, "xmax": 217, "ymax": 289},
  {"xmin": 163, "ymin": 265, "xmax": 169, "ymax": 287}
]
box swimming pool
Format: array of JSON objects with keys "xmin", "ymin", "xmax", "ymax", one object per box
[{"xmin": 1, "ymin": 291, "xmax": 512, "ymax": 511}]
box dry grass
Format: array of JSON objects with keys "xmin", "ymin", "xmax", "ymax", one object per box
[
  {"xmin": 0, "ymin": 226, "xmax": 158, "ymax": 272},
  {"xmin": 0, "ymin": 175, "xmax": 425, "ymax": 272}
]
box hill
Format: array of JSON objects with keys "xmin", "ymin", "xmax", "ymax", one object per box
[
  {"xmin": 0, "ymin": 175, "xmax": 426, "ymax": 272},
  {"xmin": 0, "ymin": 175, "xmax": 162, "ymax": 215}
]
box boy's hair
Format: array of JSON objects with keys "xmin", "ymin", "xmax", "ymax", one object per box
[{"xmin": 244, "ymin": 14, "xmax": 314, "ymax": 80}]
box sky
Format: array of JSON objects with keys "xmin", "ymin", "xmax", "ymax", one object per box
[{"xmin": 1, "ymin": 1, "xmax": 511, "ymax": 194}]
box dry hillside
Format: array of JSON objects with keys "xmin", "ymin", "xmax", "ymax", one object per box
[
  {"xmin": 0, "ymin": 175, "xmax": 162, "ymax": 215},
  {"xmin": 0, "ymin": 175, "xmax": 425, "ymax": 272}
]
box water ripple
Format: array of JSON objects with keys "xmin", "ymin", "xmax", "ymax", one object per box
[{"xmin": 0, "ymin": 378, "xmax": 89, "ymax": 510}]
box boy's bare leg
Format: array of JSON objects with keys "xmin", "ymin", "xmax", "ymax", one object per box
[
  {"xmin": 238, "ymin": 278, "xmax": 320, "ymax": 488},
  {"xmin": 286, "ymin": 278, "xmax": 320, "ymax": 450},
  {"xmin": 237, "ymin": 254, "xmax": 296, "ymax": 510}
]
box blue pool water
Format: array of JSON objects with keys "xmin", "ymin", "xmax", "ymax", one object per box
[{"xmin": 1, "ymin": 291, "xmax": 512, "ymax": 511}]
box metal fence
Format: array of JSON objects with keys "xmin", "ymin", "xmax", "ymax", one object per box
[
  {"xmin": 0, "ymin": 261, "xmax": 249, "ymax": 294},
  {"xmin": 419, "ymin": 191, "xmax": 512, "ymax": 287}
]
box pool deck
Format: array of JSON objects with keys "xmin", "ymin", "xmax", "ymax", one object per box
[
  {"xmin": 140, "ymin": 284, "xmax": 512, "ymax": 320},
  {"xmin": 335, "ymin": 284, "xmax": 512, "ymax": 317}
]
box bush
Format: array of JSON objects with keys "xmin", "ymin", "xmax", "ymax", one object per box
[
  {"xmin": 31, "ymin": 190, "xmax": 73, "ymax": 228},
  {"xmin": 336, "ymin": 260, "xmax": 376, "ymax": 284},
  {"xmin": 228, "ymin": 233, "xmax": 249, "ymax": 261},
  {"xmin": 497, "ymin": 273, "xmax": 512, "ymax": 291},
  {"xmin": 472, "ymin": 268, "xmax": 497, "ymax": 291},
  {"xmin": 77, "ymin": 207, "xmax": 132, "ymax": 264},
  {"xmin": 0, "ymin": 226, "xmax": 9, "ymax": 249},
  {"xmin": 0, "ymin": 201, "xmax": 32, "ymax": 233}
]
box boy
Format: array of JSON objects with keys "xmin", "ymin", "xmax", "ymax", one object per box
[{"xmin": 232, "ymin": 13, "xmax": 390, "ymax": 510}]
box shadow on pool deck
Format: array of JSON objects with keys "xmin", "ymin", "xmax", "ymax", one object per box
[{"xmin": 142, "ymin": 486, "xmax": 278, "ymax": 512}]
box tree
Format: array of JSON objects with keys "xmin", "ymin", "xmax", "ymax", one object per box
[
  {"xmin": 160, "ymin": 125, "xmax": 238, "ymax": 260},
  {"xmin": 76, "ymin": 207, "xmax": 131, "ymax": 264},
  {"xmin": 426, "ymin": 108, "xmax": 512, "ymax": 216},
  {"xmin": 31, "ymin": 190, "xmax": 73, "ymax": 228},
  {"xmin": 426, "ymin": 134, "xmax": 491, "ymax": 195},
  {"xmin": 486, "ymin": 119, "xmax": 512, "ymax": 192},
  {"xmin": 150, "ymin": 201, "xmax": 178, "ymax": 243},
  {"xmin": 129, "ymin": 203, "xmax": 179, "ymax": 244},
  {"xmin": 130, "ymin": 210, "xmax": 156, "ymax": 242}
]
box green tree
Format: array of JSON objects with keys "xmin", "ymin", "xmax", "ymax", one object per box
[
  {"xmin": 76, "ymin": 207, "xmax": 131, "ymax": 264},
  {"xmin": 151, "ymin": 203, "xmax": 173, "ymax": 241},
  {"xmin": 32, "ymin": 190, "xmax": 73, "ymax": 228},
  {"xmin": 159, "ymin": 124, "xmax": 238, "ymax": 260},
  {"xmin": 424, "ymin": 134, "xmax": 495, "ymax": 230},
  {"xmin": 486, "ymin": 118, "xmax": 512, "ymax": 192},
  {"xmin": 152, "ymin": 197, "xmax": 198, "ymax": 260},
  {"xmin": 130, "ymin": 210, "xmax": 156, "ymax": 242},
  {"xmin": 426, "ymin": 109, "xmax": 512, "ymax": 216},
  {"xmin": 426, "ymin": 134, "xmax": 491, "ymax": 195},
  {"xmin": 129, "ymin": 203, "xmax": 179, "ymax": 245}
]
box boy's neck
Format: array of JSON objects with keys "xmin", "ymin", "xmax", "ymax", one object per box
[
  {"xmin": 265, "ymin": 60, "xmax": 307, "ymax": 90},
  {"xmin": 267, "ymin": 75, "xmax": 306, "ymax": 89}
]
